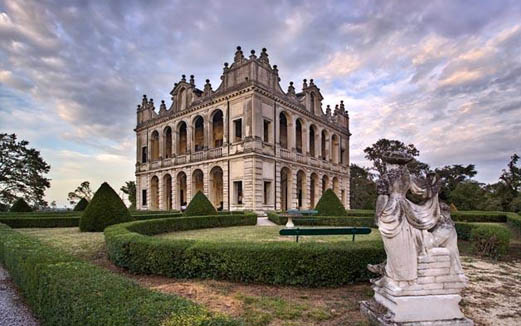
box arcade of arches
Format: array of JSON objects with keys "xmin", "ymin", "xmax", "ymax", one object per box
[{"xmin": 143, "ymin": 163, "xmax": 346, "ymax": 212}]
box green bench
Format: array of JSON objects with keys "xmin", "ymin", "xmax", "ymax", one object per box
[{"xmin": 279, "ymin": 227, "xmax": 372, "ymax": 242}]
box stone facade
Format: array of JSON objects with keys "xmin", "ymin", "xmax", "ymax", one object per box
[{"xmin": 135, "ymin": 47, "xmax": 350, "ymax": 213}]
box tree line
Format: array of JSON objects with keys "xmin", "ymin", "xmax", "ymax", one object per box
[{"xmin": 350, "ymin": 139, "xmax": 521, "ymax": 212}]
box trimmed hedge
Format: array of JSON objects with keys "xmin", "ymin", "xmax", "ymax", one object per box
[
  {"xmin": 9, "ymin": 198, "xmax": 33, "ymax": 212},
  {"xmin": 104, "ymin": 213, "xmax": 385, "ymax": 287},
  {"xmin": 0, "ymin": 216, "xmax": 80, "ymax": 228},
  {"xmin": 0, "ymin": 212, "xmax": 186, "ymax": 228},
  {"xmin": 507, "ymin": 212, "xmax": 521, "ymax": 232},
  {"xmin": 0, "ymin": 223, "xmax": 239, "ymax": 326},
  {"xmin": 73, "ymin": 198, "xmax": 89, "ymax": 211},
  {"xmin": 267, "ymin": 212, "xmax": 374, "ymax": 227},
  {"xmin": 470, "ymin": 224, "xmax": 512, "ymax": 258},
  {"xmin": 314, "ymin": 189, "xmax": 347, "ymax": 216},
  {"xmin": 80, "ymin": 182, "xmax": 132, "ymax": 232},
  {"xmin": 184, "ymin": 191, "xmax": 217, "ymax": 216}
]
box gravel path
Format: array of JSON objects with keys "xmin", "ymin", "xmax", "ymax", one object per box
[
  {"xmin": 0, "ymin": 265, "xmax": 39, "ymax": 326},
  {"xmin": 256, "ymin": 217, "xmax": 277, "ymax": 226}
]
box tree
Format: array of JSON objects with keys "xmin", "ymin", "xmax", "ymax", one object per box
[
  {"xmin": 435, "ymin": 164, "xmax": 477, "ymax": 201},
  {"xmin": 349, "ymin": 164, "xmax": 377, "ymax": 209},
  {"xmin": 67, "ymin": 181, "xmax": 93, "ymax": 205},
  {"xmin": 0, "ymin": 133, "xmax": 51, "ymax": 207},
  {"xmin": 499, "ymin": 154, "xmax": 520, "ymax": 197},
  {"xmin": 448, "ymin": 181, "xmax": 487, "ymax": 211},
  {"xmin": 364, "ymin": 139, "xmax": 430, "ymax": 177},
  {"xmin": 120, "ymin": 181, "xmax": 136, "ymax": 209}
]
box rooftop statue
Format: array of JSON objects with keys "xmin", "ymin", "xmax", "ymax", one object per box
[{"xmin": 361, "ymin": 150, "xmax": 473, "ymax": 325}]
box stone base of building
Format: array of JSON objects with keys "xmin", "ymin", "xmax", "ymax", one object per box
[{"xmin": 360, "ymin": 299, "xmax": 474, "ymax": 326}]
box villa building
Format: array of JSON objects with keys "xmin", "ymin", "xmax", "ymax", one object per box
[{"xmin": 135, "ymin": 47, "xmax": 351, "ymax": 213}]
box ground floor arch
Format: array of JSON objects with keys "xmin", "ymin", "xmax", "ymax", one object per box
[
  {"xmin": 209, "ymin": 166, "xmax": 224, "ymax": 210},
  {"xmin": 322, "ymin": 175, "xmax": 330, "ymax": 193},
  {"xmin": 176, "ymin": 172, "xmax": 187, "ymax": 208},
  {"xmin": 280, "ymin": 167, "xmax": 291, "ymax": 211},
  {"xmin": 296, "ymin": 170, "xmax": 306, "ymax": 209},
  {"xmin": 150, "ymin": 175, "xmax": 159, "ymax": 210},
  {"xmin": 192, "ymin": 169, "xmax": 204, "ymax": 197},
  {"xmin": 163, "ymin": 174, "xmax": 172, "ymax": 210},
  {"xmin": 310, "ymin": 173, "xmax": 319, "ymax": 208}
]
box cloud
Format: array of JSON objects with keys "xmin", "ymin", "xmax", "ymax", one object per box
[{"xmin": 0, "ymin": 0, "xmax": 520, "ymax": 205}]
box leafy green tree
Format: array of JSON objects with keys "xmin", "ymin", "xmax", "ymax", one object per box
[
  {"xmin": 0, "ymin": 133, "xmax": 50, "ymax": 207},
  {"xmin": 435, "ymin": 164, "xmax": 477, "ymax": 201},
  {"xmin": 500, "ymin": 154, "xmax": 520, "ymax": 197},
  {"xmin": 449, "ymin": 181, "xmax": 487, "ymax": 210},
  {"xmin": 120, "ymin": 181, "xmax": 136, "ymax": 209},
  {"xmin": 67, "ymin": 181, "xmax": 93, "ymax": 206},
  {"xmin": 349, "ymin": 164, "xmax": 377, "ymax": 209},
  {"xmin": 364, "ymin": 138, "xmax": 430, "ymax": 177}
]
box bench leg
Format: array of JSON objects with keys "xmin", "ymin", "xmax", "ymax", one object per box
[
  {"xmin": 352, "ymin": 234, "xmax": 355, "ymax": 242},
  {"xmin": 296, "ymin": 235, "xmax": 299, "ymax": 243}
]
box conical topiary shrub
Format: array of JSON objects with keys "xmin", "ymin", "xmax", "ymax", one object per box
[
  {"xmin": 184, "ymin": 191, "xmax": 217, "ymax": 216},
  {"xmin": 9, "ymin": 198, "xmax": 33, "ymax": 212},
  {"xmin": 73, "ymin": 197, "xmax": 89, "ymax": 211},
  {"xmin": 315, "ymin": 189, "xmax": 346, "ymax": 216},
  {"xmin": 79, "ymin": 182, "xmax": 132, "ymax": 232}
]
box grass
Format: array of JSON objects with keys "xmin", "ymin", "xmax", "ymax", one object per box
[
  {"xmin": 157, "ymin": 225, "xmax": 381, "ymax": 243},
  {"xmin": 17, "ymin": 227, "xmax": 106, "ymax": 260}
]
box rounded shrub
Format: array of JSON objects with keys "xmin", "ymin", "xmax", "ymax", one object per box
[
  {"xmin": 9, "ymin": 198, "xmax": 33, "ymax": 212},
  {"xmin": 73, "ymin": 197, "xmax": 89, "ymax": 211},
  {"xmin": 80, "ymin": 182, "xmax": 132, "ymax": 232},
  {"xmin": 184, "ymin": 191, "xmax": 217, "ymax": 216},
  {"xmin": 314, "ymin": 189, "xmax": 346, "ymax": 216},
  {"xmin": 470, "ymin": 224, "xmax": 511, "ymax": 258}
]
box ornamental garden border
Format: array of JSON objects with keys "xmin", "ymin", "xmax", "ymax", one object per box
[
  {"xmin": 0, "ymin": 223, "xmax": 239, "ymax": 326},
  {"xmin": 104, "ymin": 213, "xmax": 385, "ymax": 287}
]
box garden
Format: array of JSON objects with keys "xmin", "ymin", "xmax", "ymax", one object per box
[{"xmin": 1, "ymin": 183, "xmax": 521, "ymax": 326}]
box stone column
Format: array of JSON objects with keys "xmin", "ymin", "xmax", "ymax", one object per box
[
  {"xmin": 290, "ymin": 169, "xmax": 298, "ymax": 209},
  {"xmin": 186, "ymin": 122, "xmax": 192, "ymax": 154},
  {"xmin": 186, "ymin": 170, "xmax": 192, "ymax": 202},
  {"xmin": 304, "ymin": 171, "xmax": 311, "ymax": 209},
  {"xmin": 204, "ymin": 113, "xmax": 210, "ymax": 149},
  {"xmin": 158, "ymin": 174, "xmax": 164, "ymax": 210}
]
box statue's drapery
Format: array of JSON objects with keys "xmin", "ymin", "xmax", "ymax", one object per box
[{"xmin": 376, "ymin": 166, "xmax": 441, "ymax": 281}]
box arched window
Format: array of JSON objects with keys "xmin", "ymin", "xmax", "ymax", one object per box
[
  {"xmin": 177, "ymin": 122, "xmax": 187, "ymax": 155},
  {"xmin": 151, "ymin": 131, "xmax": 160, "ymax": 161},
  {"xmin": 211, "ymin": 110, "xmax": 224, "ymax": 147},
  {"xmin": 193, "ymin": 116, "xmax": 204, "ymax": 152},
  {"xmin": 295, "ymin": 119, "xmax": 303, "ymax": 153},
  {"xmin": 309, "ymin": 125, "xmax": 316, "ymax": 157},
  {"xmin": 279, "ymin": 112, "xmax": 288, "ymax": 149},
  {"xmin": 163, "ymin": 126, "xmax": 172, "ymax": 158}
]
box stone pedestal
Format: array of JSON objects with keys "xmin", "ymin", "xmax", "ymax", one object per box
[{"xmin": 361, "ymin": 248, "xmax": 473, "ymax": 325}]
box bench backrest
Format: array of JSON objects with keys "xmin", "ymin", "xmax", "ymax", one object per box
[{"xmin": 279, "ymin": 227, "xmax": 371, "ymax": 236}]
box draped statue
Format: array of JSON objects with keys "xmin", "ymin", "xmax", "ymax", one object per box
[{"xmin": 370, "ymin": 151, "xmax": 462, "ymax": 289}]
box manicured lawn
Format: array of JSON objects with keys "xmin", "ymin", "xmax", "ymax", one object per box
[
  {"xmin": 18, "ymin": 227, "xmax": 106, "ymax": 260},
  {"xmin": 157, "ymin": 225, "xmax": 381, "ymax": 243}
]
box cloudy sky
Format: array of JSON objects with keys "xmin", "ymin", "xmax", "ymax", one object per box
[{"xmin": 1, "ymin": 0, "xmax": 520, "ymax": 206}]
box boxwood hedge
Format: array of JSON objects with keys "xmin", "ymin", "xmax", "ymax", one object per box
[
  {"xmin": 0, "ymin": 223, "xmax": 239, "ymax": 326},
  {"xmin": 267, "ymin": 212, "xmax": 374, "ymax": 227},
  {"xmin": 0, "ymin": 211, "xmax": 184, "ymax": 228},
  {"xmin": 104, "ymin": 213, "xmax": 385, "ymax": 287},
  {"xmin": 470, "ymin": 224, "xmax": 512, "ymax": 258}
]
